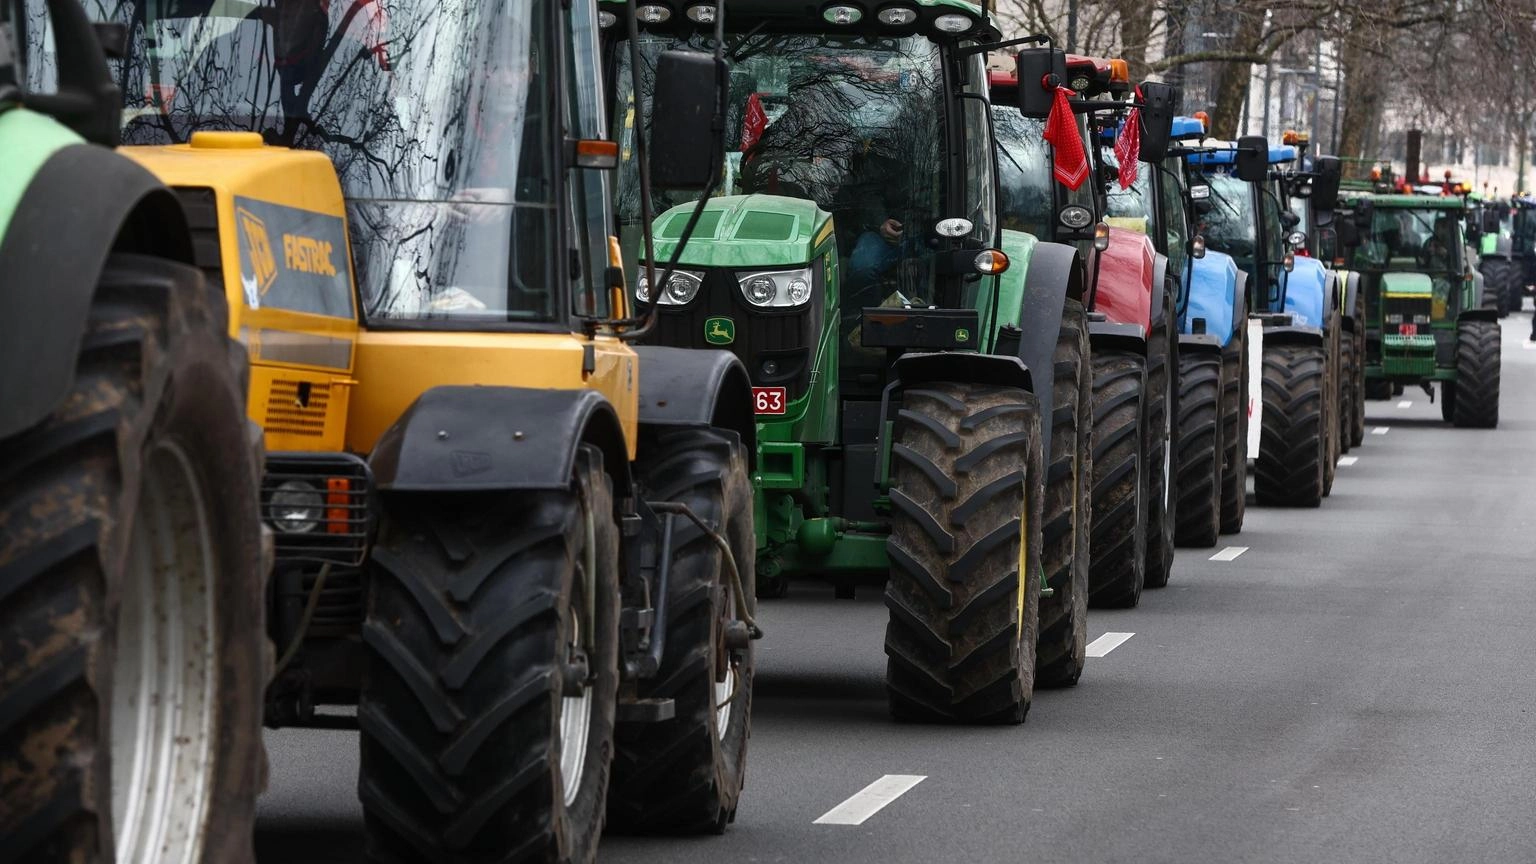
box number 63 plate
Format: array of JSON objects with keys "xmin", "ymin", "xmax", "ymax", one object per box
[{"xmin": 753, "ymin": 387, "xmax": 787, "ymax": 415}]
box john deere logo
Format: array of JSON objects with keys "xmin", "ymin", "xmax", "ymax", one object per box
[
  {"xmin": 955, "ymin": 327, "xmax": 971, "ymax": 343},
  {"xmin": 705, "ymin": 317, "xmax": 735, "ymax": 345}
]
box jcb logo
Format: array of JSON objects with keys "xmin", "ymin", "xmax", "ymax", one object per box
[{"xmin": 238, "ymin": 207, "xmax": 278, "ymax": 294}]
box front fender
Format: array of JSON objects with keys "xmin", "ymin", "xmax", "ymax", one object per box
[
  {"xmin": 1339, "ymin": 270, "xmax": 1362, "ymax": 330},
  {"xmin": 0, "ymin": 135, "xmax": 196, "ymax": 439},
  {"xmin": 369, "ymin": 386, "xmax": 633, "ymax": 497},
  {"xmin": 1150, "ymin": 253, "xmax": 1170, "ymax": 328},
  {"xmin": 634, "ymin": 345, "xmax": 755, "ymax": 464},
  {"xmin": 1005, "ymin": 239, "xmax": 1083, "ymax": 466}
]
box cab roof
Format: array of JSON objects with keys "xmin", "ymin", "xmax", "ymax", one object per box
[
  {"xmin": 1339, "ymin": 193, "xmax": 1465, "ymax": 210},
  {"xmin": 1187, "ymin": 144, "xmax": 1299, "ymax": 167}
]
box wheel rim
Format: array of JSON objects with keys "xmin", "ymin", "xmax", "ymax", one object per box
[
  {"xmin": 558, "ymin": 497, "xmax": 597, "ymax": 808},
  {"xmin": 714, "ymin": 670, "xmax": 735, "ymax": 740},
  {"xmin": 112, "ymin": 440, "xmax": 217, "ymax": 864},
  {"xmin": 1162, "ymin": 390, "xmax": 1173, "ymax": 509}
]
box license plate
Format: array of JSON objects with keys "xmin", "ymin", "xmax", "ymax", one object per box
[
  {"xmin": 753, "ymin": 387, "xmax": 787, "ymax": 415},
  {"xmin": 1399, "ymin": 323, "xmax": 1418, "ymax": 336}
]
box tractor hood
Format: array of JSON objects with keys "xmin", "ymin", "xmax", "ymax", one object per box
[
  {"xmin": 1381, "ymin": 271, "xmax": 1434, "ymax": 296},
  {"xmin": 650, "ymin": 194, "xmax": 832, "ymax": 270}
]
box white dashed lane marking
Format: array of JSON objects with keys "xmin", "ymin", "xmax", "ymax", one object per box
[
  {"xmin": 1210, "ymin": 546, "xmax": 1249, "ymax": 562},
  {"xmin": 1086, "ymin": 632, "xmax": 1135, "ymax": 657},
  {"xmin": 1372, "ymin": 427, "xmax": 1390, "ymax": 435},
  {"xmin": 1397, "ymin": 400, "xmax": 1413, "ymax": 408},
  {"xmin": 1339, "ymin": 456, "xmax": 1359, "ymax": 466},
  {"xmin": 814, "ymin": 775, "xmax": 926, "ymax": 825}
]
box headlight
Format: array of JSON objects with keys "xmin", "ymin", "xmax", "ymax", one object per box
[
  {"xmin": 738, "ymin": 267, "xmax": 815, "ymax": 307},
  {"xmin": 933, "ymin": 12, "xmax": 973, "ymax": 32},
  {"xmin": 269, "ymin": 480, "xmax": 323, "ymax": 534},
  {"xmin": 635, "ymin": 269, "xmax": 703, "ymax": 305}
]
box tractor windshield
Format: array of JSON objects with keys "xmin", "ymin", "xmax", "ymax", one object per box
[
  {"xmin": 1349, "ymin": 206, "xmax": 1463, "ymax": 275},
  {"xmin": 1198, "ymin": 172, "xmax": 1257, "ymax": 276},
  {"xmin": 991, "ymin": 105, "xmax": 1096, "ymax": 242},
  {"xmin": 613, "ymin": 32, "xmax": 994, "ymax": 306},
  {"xmin": 30, "ymin": 0, "xmax": 564, "ymax": 326}
]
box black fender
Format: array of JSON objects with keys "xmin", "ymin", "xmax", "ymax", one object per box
[
  {"xmin": 1260, "ymin": 324, "xmax": 1326, "ymax": 347},
  {"xmin": 1089, "ymin": 320, "xmax": 1148, "ymax": 355},
  {"xmin": 1009, "ymin": 240, "xmax": 1084, "ymax": 466},
  {"xmin": 633, "ymin": 345, "xmax": 755, "ymax": 464},
  {"xmin": 1178, "ymin": 333, "xmax": 1224, "ymax": 353},
  {"xmin": 1231, "ymin": 270, "xmax": 1250, "ymax": 343},
  {"xmin": 0, "ymin": 144, "xmax": 196, "ymax": 439},
  {"xmin": 891, "ymin": 352, "xmax": 1033, "ymax": 394},
  {"xmin": 368, "ymin": 386, "xmax": 633, "ymax": 499},
  {"xmin": 1459, "ymin": 307, "xmax": 1499, "ymax": 323},
  {"xmin": 1150, "ymin": 252, "xmax": 1170, "ymax": 329},
  {"xmin": 1340, "ymin": 271, "xmax": 1362, "ymax": 332}
]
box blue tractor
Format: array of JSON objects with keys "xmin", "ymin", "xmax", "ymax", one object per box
[
  {"xmin": 1188, "ymin": 138, "xmax": 1342, "ymax": 508},
  {"xmin": 1101, "ymin": 115, "xmax": 1248, "ymax": 543}
]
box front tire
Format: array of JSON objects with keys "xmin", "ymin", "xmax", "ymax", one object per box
[
  {"xmin": 1144, "ymin": 290, "xmax": 1177, "ymax": 589},
  {"xmin": 1451, "ymin": 319, "xmax": 1501, "ymax": 428},
  {"xmin": 1339, "ymin": 327, "xmax": 1355, "ymax": 454},
  {"xmin": 0, "ymin": 254, "xmax": 268, "ymax": 864},
  {"xmin": 608, "ymin": 428, "xmax": 755, "ymax": 834},
  {"xmin": 1173, "ymin": 350, "xmax": 1223, "ymax": 547},
  {"xmin": 1219, "ymin": 333, "xmax": 1247, "ymax": 534},
  {"xmin": 359, "ymin": 446, "xmax": 621, "ymax": 864},
  {"xmin": 884, "ymin": 383, "xmax": 1043, "ymax": 724},
  {"xmin": 1255, "ymin": 342, "xmax": 1327, "ymax": 507},
  {"xmin": 1088, "ymin": 350, "xmax": 1147, "ymax": 608}
]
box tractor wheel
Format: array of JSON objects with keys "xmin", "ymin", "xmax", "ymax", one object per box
[
  {"xmin": 1482, "ymin": 258, "xmax": 1516, "ymax": 316},
  {"xmin": 1036, "ymin": 300, "xmax": 1091, "ymax": 688},
  {"xmin": 1143, "ymin": 289, "xmax": 1177, "ymax": 589},
  {"xmin": 1451, "ymin": 319, "xmax": 1501, "ymax": 428},
  {"xmin": 1088, "ymin": 350, "xmax": 1147, "ymax": 608},
  {"xmin": 359, "ymin": 445, "xmax": 620, "ymax": 864},
  {"xmin": 1173, "ymin": 350, "xmax": 1223, "ymax": 547},
  {"xmin": 1365, "ymin": 377, "xmax": 1393, "ymax": 400},
  {"xmin": 1338, "ymin": 328, "xmax": 1355, "ymax": 454},
  {"xmin": 608, "ymin": 428, "xmax": 755, "ymax": 834},
  {"xmin": 0, "ymin": 254, "xmax": 268, "ymax": 864},
  {"xmin": 1350, "ymin": 291, "xmax": 1367, "ymax": 447},
  {"xmin": 1219, "ymin": 334, "xmax": 1247, "ymax": 535},
  {"xmin": 1254, "ymin": 342, "xmax": 1327, "ymax": 508},
  {"xmin": 1440, "ymin": 381, "xmax": 1456, "ymax": 423},
  {"xmin": 884, "ymin": 383, "xmax": 1043, "ymax": 725},
  {"xmin": 1322, "ymin": 314, "xmax": 1342, "ymax": 497}
]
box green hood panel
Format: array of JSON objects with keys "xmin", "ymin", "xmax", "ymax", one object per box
[
  {"xmin": 1381, "ymin": 271, "xmax": 1434, "ymax": 296},
  {"xmin": 987, "ymin": 228, "xmax": 1041, "ymax": 336},
  {"xmin": 0, "ymin": 107, "xmax": 84, "ymax": 244},
  {"xmin": 653, "ymin": 194, "xmax": 832, "ymax": 269}
]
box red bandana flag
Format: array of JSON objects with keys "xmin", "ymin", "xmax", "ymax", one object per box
[
  {"xmin": 1043, "ymin": 85, "xmax": 1089, "ymax": 191},
  {"xmin": 741, "ymin": 92, "xmax": 768, "ymax": 153},
  {"xmin": 1115, "ymin": 106, "xmax": 1142, "ymax": 190}
]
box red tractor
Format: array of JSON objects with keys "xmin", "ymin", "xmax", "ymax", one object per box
[{"xmin": 991, "ymin": 50, "xmax": 1178, "ymax": 607}]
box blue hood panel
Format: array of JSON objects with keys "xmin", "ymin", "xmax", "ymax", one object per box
[
  {"xmin": 1281, "ymin": 256, "xmax": 1329, "ymax": 328},
  {"xmin": 1185, "ymin": 250, "xmax": 1239, "ymax": 346}
]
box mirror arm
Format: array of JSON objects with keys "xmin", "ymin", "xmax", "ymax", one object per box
[{"xmin": 957, "ymin": 33, "xmax": 1051, "ymax": 59}]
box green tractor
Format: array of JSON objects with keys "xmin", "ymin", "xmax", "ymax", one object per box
[
  {"xmin": 1474, "ymin": 196, "xmax": 1536, "ymax": 316},
  {"xmin": 1, "ymin": 1, "xmax": 269, "ymax": 861},
  {"xmin": 1337, "ymin": 192, "xmax": 1501, "ymax": 426},
  {"xmin": 603, "ymin": 5, "xmax": 1104, "ymax": 718}
]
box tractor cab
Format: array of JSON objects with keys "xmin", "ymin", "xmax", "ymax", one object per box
[{"xmin": 1187, "ymin": 140, "xmax": 1303, "ymax": 318}]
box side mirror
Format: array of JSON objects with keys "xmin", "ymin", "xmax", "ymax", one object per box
[
  {"xmin": 649, "ymin": 50, "xmax": 724, "ymax": 192},
  {"xmin": 1137, "ymin": 81, "xmax": 1176, "ymax": 163},
  {"xmin": 1336, "ymin": 218, "xmax": 1360, "ymax": 248},
  {"xmin": 1312, "ymin": 156, "xmax": 1342, "ymax": 211},
  {"xmin": 1015, "ymin": 47, "xmax": 1066, "ymax": 120},
  {"xmin": 1482, "ymin": 208, "xmax": 1502, "ymax": 235},
  {"xmin": 1235, "ymin": 136, "xmax": 1268, "ymax": 183},
  {"xmin": 8, "ymin": 0, "xmax": 123, "ymax": 146}
]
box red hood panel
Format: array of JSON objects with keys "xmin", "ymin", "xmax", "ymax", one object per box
[{"xmin": 1091, "ymin": 228, "xmax": 1156, "ymax": 332}]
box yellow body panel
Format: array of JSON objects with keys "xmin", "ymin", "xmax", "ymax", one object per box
[
  {"xmin": 121, "ymin": 138, "xmax": 359, "ymax": 452},
  {"xmin": 349, "ymin": 331, "xmax": 639, "ymax": 458}
]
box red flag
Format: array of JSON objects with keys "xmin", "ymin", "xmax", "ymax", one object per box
[
  {"xmin": 1043, "ymin": 85, "xmax": 1089, "ymax": 190},
  {"xmin": 1115, "ymin": 106, "xmax": 1142, "ymax": 190},
  {"xmin": 741, "ymin": 93, "xmax": 768, "ymax": 153}
]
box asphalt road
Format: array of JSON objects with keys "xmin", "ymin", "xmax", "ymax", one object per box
[{"xmin": 255, "ymin": 313, "xmax": 1536, "ymax": 864}]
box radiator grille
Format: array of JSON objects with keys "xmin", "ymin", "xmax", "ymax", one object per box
[{"xmin": 264, "ymin": 379, "xmax": 332, "ymax": 438}]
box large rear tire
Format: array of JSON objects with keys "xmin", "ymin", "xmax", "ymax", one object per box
[
  {"xmin": 1144, "ymin": 290, "xmax": 1177, "ymax": 589},
  {"xmin": 1088, "ymin": 350, "xmax": 1147, "ymax": 608},
  {"xmin": 0, "ymin": 254, "xmax": 268, "ymax": 864},
  {"xmin": 1338, "ymin": 328, "xmax": 1355, "ymax": 454},
  {"xmin": 1322, "ymin": 314, "xmax": 1341, "ymax": 497},
  {"xmin": 1349, "ymin": 289, "xmax": 1367, "ymax": 447},
  {"xmin": 359, "ymin": 446, "xmax": 620, "ymax": 864},
  {"xmin": 1451, "ymin": 319, "xmax": 1501, "ymax": 428},
  {"xmin": 1173, "ymin": 350, "xmax": 1222, "ymax": 548},
  {"xmin": 884, "ymin": 383, "xmax": 1043, "ymax": 724},
  {"xmin": 1036, "ymin": 301, "xmax": 1091, "ymax": 688},
  {"xmin": 1219, "ymin": 333, "xmax": 1247, "ymax": 534},
  {"xmin": 1254, "ymin": 342, "xmax": 1327, "ymax": 507},
  {"xmin": 1481, "ymin": 258, "xmax": 1516, "ymax": 317},
  {"xmin": 608, "ymin": 428, "xmax": 755, "ymax": 834}
]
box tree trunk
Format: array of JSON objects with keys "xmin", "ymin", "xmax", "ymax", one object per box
[
  {"xmin": 1207, "ymin": 10, "xmax": 1266, "ymax": 138},
  {"xmin": 1336, "ymin": 32, "xmax": 1385, "ymax": 173},
  {"xmin": 1116, "ymin": 0, "xmax": 1155, "ymax": 82}
]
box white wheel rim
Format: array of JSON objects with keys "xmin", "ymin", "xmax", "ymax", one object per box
[
  {"xmin": 558, "ymin": 496, "xmax": 598, "ymax": 808},
  {"xmin": 714, "ymin": 671, "xmax": 736, "ymax": 740},
  {"xmin": 112, "ymin": 441, "xmax": 217, "ymax": 864}
]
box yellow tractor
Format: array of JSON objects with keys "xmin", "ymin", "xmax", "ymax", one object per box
[{"xmin": 19, "ymin": 0, "xmax": 759, "ymax": 860}]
